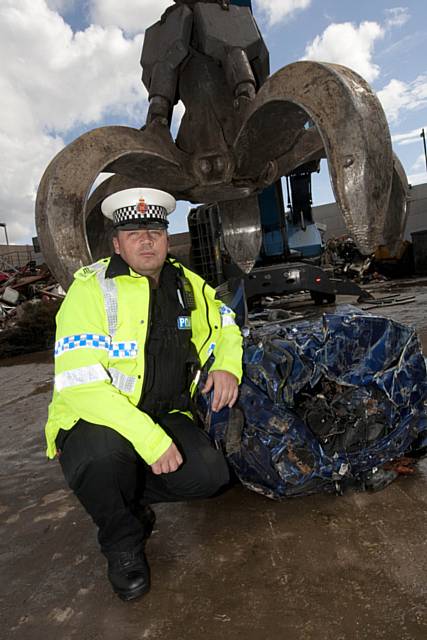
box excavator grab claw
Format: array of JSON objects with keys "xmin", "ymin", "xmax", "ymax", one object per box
[{"xmin": 35, "ymin": 0, "xmax": 407, "ymax": 288}]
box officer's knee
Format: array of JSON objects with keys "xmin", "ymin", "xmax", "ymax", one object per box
[
  {"xmin": 199, "ymin": 448, "xmax": 230, "ymax": 496},
  {"xmin": 59, "ymin": 422, "xmax": 136, "ymax": 490}
]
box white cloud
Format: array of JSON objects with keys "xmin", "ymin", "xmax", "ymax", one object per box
[
  {"xmin": 385, "ymin": 7, "xmax": 410, "ymax": 29},
  {"xmin": 303, "ymin": 21, "xmax": 384, "ymax": 83},
  {"xmin": 171, "ymin": 100, "xmax": 186, "ymax": 137},
  {"xmin": 378, "ymin": 79, "xmax": 412, "ymax": 122},
  {"xmin": 91, "ymin": 0, "xmax": 313, "ymax": 31},
  {"xmin": 90, "ymin": 0, "xmax": 171, "ymax": 34},
  {"xmin": 299, "ymin": 10, "xmax": 422, "ymax": 130},
  {"xmin": 254, "ymin": 0, "xmax": 311, "ymax": 27},
  {"xmin": 377, "ymin": 76, "xmax": 427, "ymax": 122},
  {"xmin": 392, "ymin": 126, "xmax": 427, "ymax": 146},
  {"xmin": 90, "ymin": 172, "xmax": 115, "ymax": 194},
  {"xmin": 411, "ymin": 153, "xmax": 426, "ymax": 173},
  {"xmin": 0, "ymin": 0, "xmax": 149, "ymax": 243},
  {"xmin": 46, "ymin": 0, "xmax": 77, "ymax": 12},
  {"xmin": 0, "ymin": 125, "xmax": 64, "ymax": 244},
  {"xmin": 407, "ymin": 171, "xmax": 427, "ymax": 186},
  {"xmin": 406, "ymin": 146, "xmax": 427, "ymax": 186}
]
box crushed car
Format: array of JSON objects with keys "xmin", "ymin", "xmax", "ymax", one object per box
[{"xmin": 196, "ymin": 305, "xmax": 427, "ymax": 498}]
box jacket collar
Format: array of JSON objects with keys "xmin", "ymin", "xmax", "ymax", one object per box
[
  {"xmin": 105, "ymin": 253, "xmax": 131, "ymax": 278},
  {"xmin": 105, "ymin": 253, "xmax": 180, "ymax": 280}
]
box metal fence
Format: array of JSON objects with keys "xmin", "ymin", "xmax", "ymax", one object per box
[{"xmin": 0, "ymin": 248, "xmax": 35, "ymax": 272}]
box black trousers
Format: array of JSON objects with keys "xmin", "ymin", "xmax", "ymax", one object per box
[{"xmin": 57, "ymin": 413, "xmax": 230, "ymax": 553}]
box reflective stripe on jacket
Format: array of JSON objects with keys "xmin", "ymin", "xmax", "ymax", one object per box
[{"xmin": 45, "ymin": 257, "xmax": 243, "ymax": 465}]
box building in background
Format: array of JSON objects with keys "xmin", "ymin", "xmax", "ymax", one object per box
[{"xmin": 313, "ymin": 183, "xmax": 427, "ymax": 242}]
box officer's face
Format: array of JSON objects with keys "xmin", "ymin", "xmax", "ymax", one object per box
[{"xmin": 113, "ymin": 228, "xmax": 169, "ymax": 282}]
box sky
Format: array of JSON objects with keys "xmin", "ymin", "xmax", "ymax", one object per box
[{"xmin": 1, "ymin": 0, "xmax": 427, "ymax": 245}]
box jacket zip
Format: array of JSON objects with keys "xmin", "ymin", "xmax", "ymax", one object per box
[
  {"xmin": 196, "ymin": 281, "xmax": 213, "ymax": 364},
  {"xmin": 139, "ymin": 280, "xmax": 153, "ymax": 405}
]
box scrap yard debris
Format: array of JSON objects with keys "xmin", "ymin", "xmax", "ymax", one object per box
[
  {"xmin": 361, "ymin": 294, "xmax": 416, "ymax": 311},
  {"xmin": 196, "ymin": 305, "xmax": 427, "ymax": 499},
  {"xmin": 0, "ymin": 262, "xmax": 64, "ymax": 358},
  {"xmin": 322, "ymin": 236, "xmax": 415, "ymax": 283}
]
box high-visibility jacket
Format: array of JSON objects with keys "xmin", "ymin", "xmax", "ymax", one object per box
[{"xmin": 45, "ymin": 257, "xmax": 243, "ymax": 465}]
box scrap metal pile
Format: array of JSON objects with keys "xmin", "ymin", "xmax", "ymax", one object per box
[
  {"xmin": 197, "ymin": 306, "xmax": 427, "ymax": 498},
  {"xmin": 0, "ymin": 263, "xmax": 63, "ymax": 357},
  {"xmin": 322, "ymin": 236, "xmax": 415, "ymax": 283}
]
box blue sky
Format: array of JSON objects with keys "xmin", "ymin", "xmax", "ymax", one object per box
[{"xmin": 1, "ymin": 0, "xmax": 426, "ymax": 243}]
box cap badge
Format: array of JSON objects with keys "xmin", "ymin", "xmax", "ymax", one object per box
[{"xmin": 137, "ymin": 197, "xmax": 148, "ymax": 213}]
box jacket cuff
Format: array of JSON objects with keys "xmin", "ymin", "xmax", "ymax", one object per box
[
  {"xmin": 209, "ymin": 359, "xmax": 242, "ymax": 384},
  {"xmin": 139, "ymin": 430, "xmax": 173, "ymax": 465}
]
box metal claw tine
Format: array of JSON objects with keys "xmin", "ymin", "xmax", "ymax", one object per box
[
  {"xmin": 35, "ymin": 125, "xmax": 191, "ymax": 288},
  {"xmin": 234, "ymin": 61, "xmax": 395, "ymax": 255}
]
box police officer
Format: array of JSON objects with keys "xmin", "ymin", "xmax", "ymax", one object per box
[{"xmin": 45, "ymin": 188, "xmax": 243, "ymax": 601}]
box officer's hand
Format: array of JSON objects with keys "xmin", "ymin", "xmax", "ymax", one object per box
[
  {"xmin": 151, "ymin": 443, "xmax": 183, "ymax": 475},
  {"xmin": 202, "ymin": 370, "xmax": 239, "ymax": 412}
]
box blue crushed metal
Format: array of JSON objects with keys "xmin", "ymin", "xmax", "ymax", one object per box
[{"xmin": 196, "ymin": 305, "xmax": 427, "ymax": 498}]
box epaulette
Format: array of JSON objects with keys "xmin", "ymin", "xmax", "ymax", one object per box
[{"xmin": 74, "ymin": 259, "xmax": 109, "ymax": 281}]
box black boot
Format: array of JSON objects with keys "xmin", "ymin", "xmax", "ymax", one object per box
[{"xmin": 106, "ymin": 550, "xmax": 150, "ymax": 601}]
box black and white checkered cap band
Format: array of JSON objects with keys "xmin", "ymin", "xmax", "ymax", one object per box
[{"xmin": 113, "ymin": 205, "xmax": 168, "ymax": 226}]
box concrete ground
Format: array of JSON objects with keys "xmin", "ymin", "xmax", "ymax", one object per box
[{"xmin": 1, "ymin": 279, "xmax": 427, "ymax": 640}]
